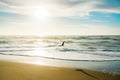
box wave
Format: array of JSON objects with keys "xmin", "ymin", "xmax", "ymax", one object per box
[
  {"xmin": 0, "ymin": 53, "xmax": 120, "ymax": 62},
  {"xmin": 0, "ymin": 35, "xmax": 120, "ymax": 62},
  {"xmin": 58, "ymin": 48, "xmax": 120, "ymax": 53},
  {"xmin": 0, "ymin": 49, "xmax": 33, "ymax": 52}
]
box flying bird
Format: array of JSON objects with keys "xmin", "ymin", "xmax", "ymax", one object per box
[{"xmin": 59, "ymin": 41, "xmax": 65, "ymax": 46}]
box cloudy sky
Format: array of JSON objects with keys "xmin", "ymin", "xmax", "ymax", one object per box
[{"xmin": 0, "ymin": 0, "xmax": 120, "ymax": 36}]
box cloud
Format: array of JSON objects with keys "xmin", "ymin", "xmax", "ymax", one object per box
[{"xmin": 0, "ymin": 0, "xmax": 120, "ymax": 18}]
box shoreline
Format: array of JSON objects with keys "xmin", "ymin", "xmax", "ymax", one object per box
[
  {"xmin": 0, "ymin": 54, "xmax": 120, "ymax": 75},
  {"xmin": 1, "ymin": 53, "xmax": 120, "ymax": 61},
  {"xmin": 0, "ymin": 60, "xmax": 120, "ymax": 80}
]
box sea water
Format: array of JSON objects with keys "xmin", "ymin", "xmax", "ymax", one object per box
[{"xmin": 0, "ymin": 35, "xmax": 120, "ymax": 74}]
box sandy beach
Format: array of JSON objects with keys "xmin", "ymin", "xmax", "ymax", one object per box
[{"xmin": 0, "ymin": 61, "xmax": 120, "ymax": 80}]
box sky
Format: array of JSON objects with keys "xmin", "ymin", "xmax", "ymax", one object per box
[{"xmin": 0, "ymin": 0, "xmax": 120, "ymax": 36}]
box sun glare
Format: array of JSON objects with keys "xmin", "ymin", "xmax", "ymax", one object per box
[{"xmin": 32, "ymin": 6, "xmax": 50, "ymax": 20}]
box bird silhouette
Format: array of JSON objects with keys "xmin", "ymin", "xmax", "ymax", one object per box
[{"xmin": 59, "ymin": 41, "xmax": 65, "ymax": 46}]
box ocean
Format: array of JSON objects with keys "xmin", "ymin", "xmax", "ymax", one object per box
[{"xmin": 0, "ymin": 35, "xmax": 120, "ymax": 74}]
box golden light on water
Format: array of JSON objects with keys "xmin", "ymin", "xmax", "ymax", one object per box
[
  {"xmin": 30, "ymin": 48, "xmax": 49, "ymax": 64},
  {"xmin": 33, "ymin": 48, "xmax": 49, "ymax": 57}
]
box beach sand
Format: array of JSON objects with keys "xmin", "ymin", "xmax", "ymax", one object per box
[{"xmin": 0, "ymin": 61, "xmax": 120, "ymax": 80}]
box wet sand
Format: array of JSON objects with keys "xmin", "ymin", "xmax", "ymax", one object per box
[{"xmin": 0, "ymin": 61, "xmax": 120, "ymax": 80}]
